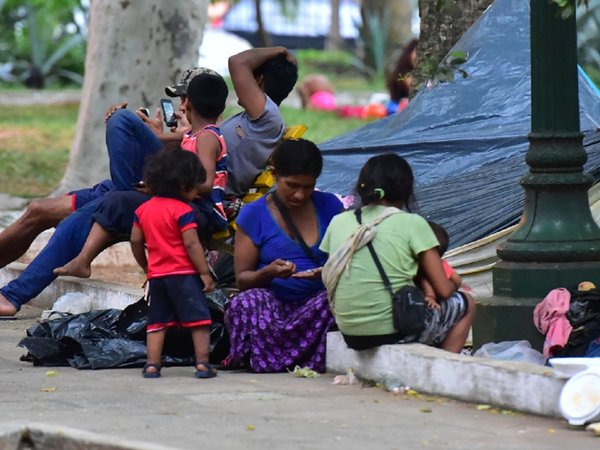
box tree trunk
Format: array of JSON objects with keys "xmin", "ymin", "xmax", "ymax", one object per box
[
  {"xmin": 58, "ymin": 0, "xmax": 208, "ymax": 194},
  {"xmin": 412, "ymin": 0, "xmax": 493, "ymax": 92},
  {"xmin": 255, "ymin": 0, "xmax": 272, "ymax": 48},
  {"xmin": 326, "ymin": 0, "xmax": 342, "ymax": 51}
]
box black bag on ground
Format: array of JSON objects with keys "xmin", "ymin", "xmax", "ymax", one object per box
[{"xmin": 354, "ymin": 209, "xmax": 426, "ymax": 337}]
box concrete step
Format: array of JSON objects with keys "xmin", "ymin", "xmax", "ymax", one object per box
[{"xmin": 326, "ymin": 331, "xmax": 564, "ymax": 418}]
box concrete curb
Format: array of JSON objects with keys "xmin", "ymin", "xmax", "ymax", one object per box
[
  {"xmin": 0, "ymin": 260, "xmax": 567, "ymax": 419},
  {"xmin": 326, "ymin": 331, "xmax": 565, "ymax": 418},
  {"xmin": 0, "ymin": 422, "xmax": 179, "ymax": 450},
  {"xmin": 0, "ymin": 263, "xmax": 142, "ymax": 310}
]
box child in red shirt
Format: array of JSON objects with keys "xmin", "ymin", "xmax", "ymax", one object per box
[{"xmin": 131, "ymin": 149, "xmax": 217, "ymax": 379}]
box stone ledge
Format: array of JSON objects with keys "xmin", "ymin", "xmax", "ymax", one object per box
[
  {"xmin": 0, "ymin": 263, "xmax": 142, "ymax": 310},
  {"xmin": 326, "ymin": 331, "xmax": 565, "ymax": 417},
  {"xmin": 0, "ymin": 422, "xmax": 177, "ymax": 450}
]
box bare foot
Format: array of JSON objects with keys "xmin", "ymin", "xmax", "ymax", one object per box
[
  {"xmin": 0, "ymin": 293, "xmax": 17, "ymax": 316},
  {"xmin": 53, "ymin": 258, "xmax": 92, "ymax": 278}
]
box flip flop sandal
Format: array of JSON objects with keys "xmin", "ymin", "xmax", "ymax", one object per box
[
  {"xmin": 142, "ymin": 363, "xmax": 161, "ymax": 379},
  {"xmin": 195, "ymin": 361, "xmax": 217, "ymax": 379}
]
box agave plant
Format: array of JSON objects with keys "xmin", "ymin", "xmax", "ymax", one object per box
[{"xmin": 0, "ymin": 0, "xmax": 86, "ymax": 88}]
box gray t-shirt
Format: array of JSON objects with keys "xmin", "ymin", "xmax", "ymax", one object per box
[{"xmin": 221, "ymin": 95, "xmax": 284, "ymax": 197}]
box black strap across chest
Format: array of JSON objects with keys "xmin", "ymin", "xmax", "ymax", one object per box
[{"xmin": 271, "ymin": 191, "xmax": 320, "ymax": 264}]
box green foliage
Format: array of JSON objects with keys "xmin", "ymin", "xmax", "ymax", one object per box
[
  {"xmin": 421, "ymin": 50, "xmax": 469, "ymax": 84},
  {"xmin": 551, "ymin": 0, "xmax": 588, "ymax": 19},
  {"xmin": 0, "ymin": 0, "xmax": 87, "ymax": 88},
  {"xmin": 295, "ymin": 49, "xmax": 383, "ymax": 91},
  {"xmin": 357, "ymin": 3, "xmax": 392, "ymax": 76}
]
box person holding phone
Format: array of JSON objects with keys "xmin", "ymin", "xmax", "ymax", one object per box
[{"xmin": 0, "ymin": 47, "xmax": 299, "ymax": 317}]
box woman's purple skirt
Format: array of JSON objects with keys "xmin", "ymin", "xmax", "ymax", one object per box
[{"xmin": 224, "ymin": 288, "xmax": 334, "ymax": 373}]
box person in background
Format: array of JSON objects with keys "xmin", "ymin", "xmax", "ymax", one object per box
[
  {"xmin": 386, "ymin": 38, "xmax": 418, "ymax": 115},
  {"xmin": 297, "ymin": 74, "xmax": 336, "ymax": 112}
]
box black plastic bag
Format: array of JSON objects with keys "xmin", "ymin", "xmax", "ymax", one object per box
[{"xmin": 19, "ymin": 290, "xmax": 231, "ymax": 369}]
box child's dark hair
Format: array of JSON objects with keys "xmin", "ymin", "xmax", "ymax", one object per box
[
  {"xmin": 186, "ymin": 72, "xmax": 228, "ymax": 120},
  {"xmin": 254, "ymin": 53, "xmax": 298, "ymax": 106},
  {"xmin": 428, "ymin": 221, "xmax": 449, "ymax": 255},
  {"xmin": 143, "ymin": 149, "xmax": 206, "ymax": 197},
  {"xmin": 356, "ymin": 153, "xmax": 415, "ymax": 209},
  {"xmin": 271, "ymin": 138, "xmax": 323, "ymax": 178}
]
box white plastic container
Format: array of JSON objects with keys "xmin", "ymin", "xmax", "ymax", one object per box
[{"xmin": 559, "ymin": 366, "xmax": 600, "ymax": 426}]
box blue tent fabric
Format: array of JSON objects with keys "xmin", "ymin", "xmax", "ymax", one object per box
[{"xmin": 318, "ymin": 0, "xmax": 600, "ymax": 249}]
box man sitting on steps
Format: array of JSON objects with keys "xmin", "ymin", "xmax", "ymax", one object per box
[{"xmin": 0, "ymin": 46, "xmax": 298, "ymax": 316}]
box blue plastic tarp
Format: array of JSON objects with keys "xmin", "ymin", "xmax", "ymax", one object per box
[{"xmin": 318, "ymin": 0, "xmax": 600, "ymax": 248}]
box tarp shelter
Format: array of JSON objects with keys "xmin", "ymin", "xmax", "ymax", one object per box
[{"xmin": 318, "ymin": 0, "xmax": 600, "ymax": 253}]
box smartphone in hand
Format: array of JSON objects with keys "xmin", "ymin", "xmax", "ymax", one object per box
[{"xmin": 160, "ymin": 99, "xmax": 177, "ymax": 127}]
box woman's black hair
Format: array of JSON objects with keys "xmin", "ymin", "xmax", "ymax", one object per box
[
  {"xmin": 254, "ymin": 53, "xmax": 298, "ymax": 106},
  {"xmin": 187, "ymin": 72, "xmax": 228, "ymax": 120},
  {"xmin": 143, "ymin": 149, "xmax": 206, "ymax": 197},
  {"xmin": 271, "ymin": 138, "xmax": 323, "ymax": 178},
  {"xmin": 428, "ymin": 221, "xmax": 449, "ymax": 255},
  {"xmin": 356, "ymin": 153, "xmax": 415, "ymax": 210},
  {"xmin": 387, "ymin": 38, "xmax": 418, "ymax": 102}
]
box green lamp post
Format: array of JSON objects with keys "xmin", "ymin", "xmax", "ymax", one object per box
[{"xmin": 474, "ymin": 0, "xmax": 600, "ymax": 348}]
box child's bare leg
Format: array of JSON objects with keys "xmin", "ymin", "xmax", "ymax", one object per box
[
  {"xmin": 145, "ymin": 329, "xmax": 166, "ymax": 374},
  {"xmin": 191, "ymin": 325, "xmax": 211, "ymax": 369},
  {"xmin": 0, "ymin": 196, "xmax": 72, "ymax": 268},
  {"xmin": 53, "ymin": 223, "xmax": 114, "ymax": 278},
  {"xmin": 440, "ymin": 293, "xmax": 476, "ymax": 353},
  {"xmin": 0, "ymin": 293, "xmax": 17, "ymax": 316}
]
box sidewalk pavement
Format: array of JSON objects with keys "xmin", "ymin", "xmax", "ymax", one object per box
[{"xmin": 0, "ymin": 304, "xmax": 597, "ymax": 450}]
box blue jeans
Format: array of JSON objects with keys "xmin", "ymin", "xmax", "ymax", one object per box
[{"xmin": 0, "ymin": 109, "xmax": 163, "ymax": 311}]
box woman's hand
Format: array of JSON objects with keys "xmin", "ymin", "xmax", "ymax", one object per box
[
  {"xmin": 266, "ymin": 259, "xmax": 297, "ymax": 279},
  {"xmin": 292, "ymin": 267, "xmax": 322, "ymax": 279}
]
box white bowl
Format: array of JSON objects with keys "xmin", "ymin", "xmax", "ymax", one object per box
[
  {"xmin": 560, "ymin": 368, "xmax": 600, "ymax": 425},
  {"xmin": 549, "ymin": 357, "xmax": 600, "ymax": 378}
]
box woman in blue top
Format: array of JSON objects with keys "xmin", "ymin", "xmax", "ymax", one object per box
[{"xmin": 224, "ymin": 139, "xmax": 343, "ymax": 373}]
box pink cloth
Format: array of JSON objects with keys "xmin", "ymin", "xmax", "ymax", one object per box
[
  {"xmin": 309, "ymin": 91, "xmax": 336, "ymax": 111},
  {"xmin": 533, "ymin": 288, "xmax": 573, "ymax": 358}
]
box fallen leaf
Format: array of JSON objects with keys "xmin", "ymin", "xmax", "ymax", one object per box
[
  {"xmin": 40, "ymin": 387, "xmax": 56, "ymax": 392},
  {"xmin": 419, "ymin": 408, "xmax": 432, "ymax": 413},
  {"xmin": 246, "ymin": 425, "xmax": 255, "ymax": 431},
  {"xmin": 476, "ymin": 404, "xmax": 492, "ymax": 411},
  {"xmin": 45, "ymin": 370, "xmax": 58, "ymax": 377},
  {"xmin": 290, "ymin": 366, "xmax": 319, "ymax": 379},
  {"xmin": 548, "ymin": 428, "xmax": 556, "ymax": 434}
]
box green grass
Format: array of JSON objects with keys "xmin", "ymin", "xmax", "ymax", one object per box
[
  {"xmin": 1, "ymin": 100, "xmax": 369, "ymax": 198},
  {"xmin": 223, "ymin": 104, "xmax": 368, "ymax": 145},
  {"xmin": 0, "ymin": 103, "xmax": 78, "ymax": 197}
]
